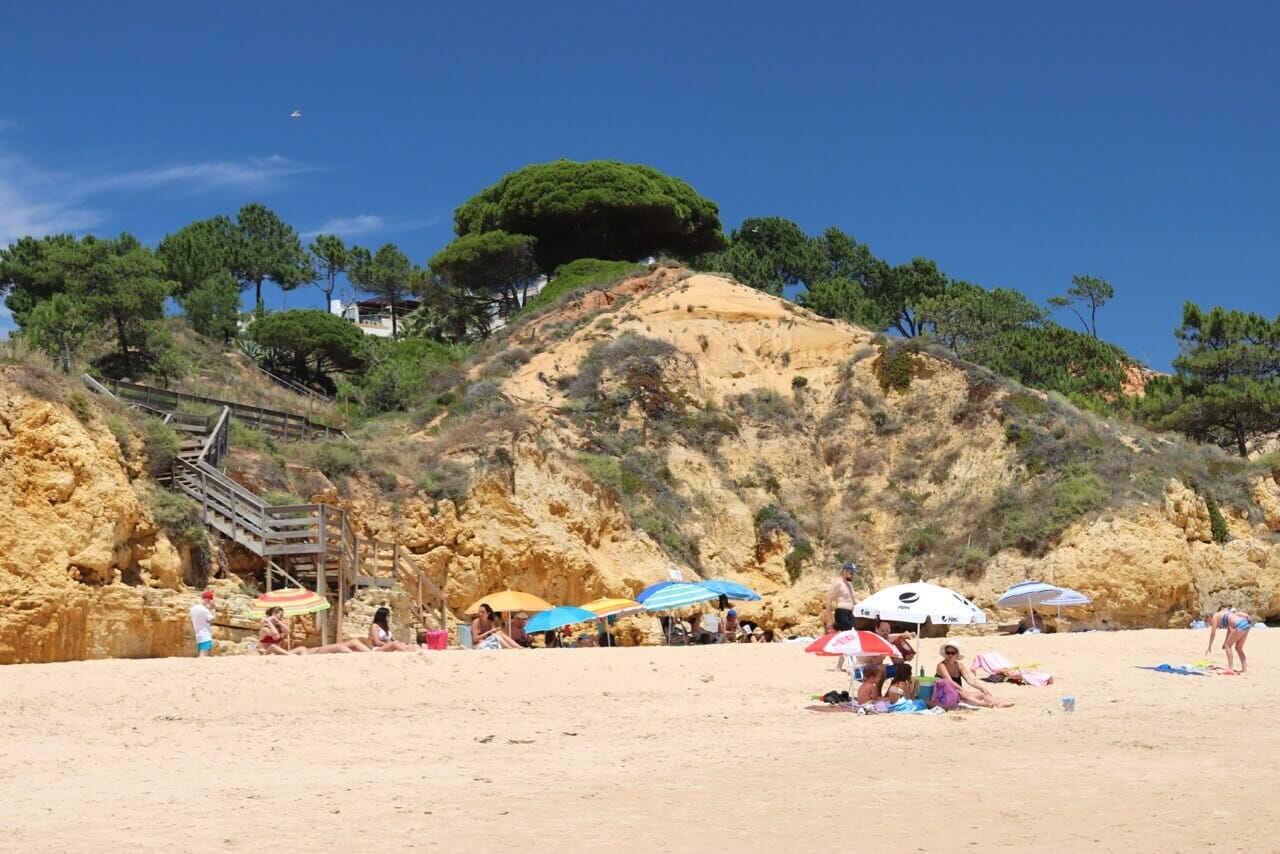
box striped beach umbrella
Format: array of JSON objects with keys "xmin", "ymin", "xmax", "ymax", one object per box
[
  {"xmin": 248, "ymin": 588, "xmax": 331, "ymax": 617},
  {"xmin": 642, "ymin": 582, "xmax": 717, "ymax": 612},
  {"xmin": 580, "ymin": 597, "xmax": 646, "ymax": 619}
]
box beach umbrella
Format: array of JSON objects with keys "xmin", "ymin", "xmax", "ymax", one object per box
[
  {"xmin": 642, "ymin": 582, "xmax": 718, "ymax": 612},
  {"xmin": 641, "ymin": 583, "xmax": 718, "ymax": 644},
  {"xmin": 855, "ymin": 583, "xmax": 988, "ymax": 626},
  {"xmin": 1040, "ymin": 587, "xmax": 1092, "ymax": 619},
  {"xmin": 854, "ymin": 582, "xmax": 987, "ymax": 675},
  {"xmin": 996, "ymin": 580, "xmax": 1064, "ymax": 627},
  {"xmin": 466, "ymin": 590, "xmax": 554, "ymax": 615},
  {"xmin": 636, "ymin": 581, "xmax": 679, "ymax": 603},
  {"xmin": 524, "ymin": 606, "xmax": 599, "ymax": 634},
  {"xmin": 804, "ymin": 630, "xmax": 898, "ymax": 659},
  {"xmin": 247, "ymin": 588, "xmax": 331, "ymax": 617},
  {"xmin": 580, "ymin": 597, "xmax": 646, "ymax": 619},
  {"xmin": 696, "ymin": 579, "xmax": 762, "ymax": 602},
  {"xmin": 247, "ymin": 588, "xmax": 330, "ymax": 651}
]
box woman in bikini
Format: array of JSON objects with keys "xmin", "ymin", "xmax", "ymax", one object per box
[
  {"xmin": 1205, "ymin": 607, "xmax": 1254, "ymax": 673},
  {"xmin": 368, "ymin": 606, "xmax": 416, "ymax": 652},
  {"xmin": 471, "ymin": 603, "xmax": 524, "ymax": 650},
  {"xmin": 936, "ymin": 643, "xmax": 1014, "ymax": 708},
  {"xmin": 256, "ymin": 607, "xmax": 291, "ymax": 654}
]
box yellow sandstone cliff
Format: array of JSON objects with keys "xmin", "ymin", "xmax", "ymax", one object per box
[{"xmin": 5, "ymin": 270, "xmax": 1280, "ymax": 663}]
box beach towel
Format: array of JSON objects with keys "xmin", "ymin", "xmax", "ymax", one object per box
[
  {"xmin": 970, "ymin": 651, "xmax": 1054, "ymax": 686},
  {"xmin": 1136, "ymin": 663, "xmax": 1238, "ymax": 676}
]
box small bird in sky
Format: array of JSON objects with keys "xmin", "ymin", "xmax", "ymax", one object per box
[{"xmin": 290, "ymin": 109, "xmax": 302, "ymax": 119}]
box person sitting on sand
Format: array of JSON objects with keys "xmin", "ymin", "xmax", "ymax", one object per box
[
  {"xmin": 368, "ymin": 607, "xmax": 416, "ymax": 652},
  {"xmin": 1016, "ymin": 609, "xmax": 1048, "ymax": 634},
  {"xmin": 1205, "ymin": 607, "xmax": 1254, "ymax": 673},
  {"xmin": 509, "ymin": 612, "xmax": 533, "ymax": 648},
  {"xmin": 471, "ymin": 604, "xmax": 523, "ymax": 650},
  {"xmin": 886, "ymin": 669, "xmax": 917, "ymax": 702},
  {"xmin": 936, "ymin": 644, "xmax": 1014, "ymax": 708},
  {"xmin": 856, "ymin": 661, "xmax": 885, "ymax": 705},
  {"xmin": 722, "ymin": 609, "xmax": 742, "ymax": 642},
  {"xmin": 257, "ymin": 606, "xmax": 291, "ymax": 654}
]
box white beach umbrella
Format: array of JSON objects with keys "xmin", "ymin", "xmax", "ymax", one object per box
[
  {"xmin": 1040, "ymin": 587, "xmax": 1092, "ymax": 618},
  {"xmin": 996, "ymin": 580, "xmax": 1064, "ymax": 626},
  {"xmin": 854, "ymin": 583, "xmax": 987, "ymax": 675}
]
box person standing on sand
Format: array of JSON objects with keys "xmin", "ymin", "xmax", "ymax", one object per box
[
  {"xmin": 190, "ymin": 590, "xmax": 216, "ymax": 657},
  {"xmin": 1205, "ymin": 607, "xmax": 1254, "ymax": 673},
  {"xmin": 825, "ymin": 562, "xmax": 862, "ymax": 673}
]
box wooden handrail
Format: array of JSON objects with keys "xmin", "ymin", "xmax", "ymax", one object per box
[{"xmin": 84, "ymin": 373, "xmax": 448, "ymax": 629}]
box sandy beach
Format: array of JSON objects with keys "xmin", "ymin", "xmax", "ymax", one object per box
[{"xmin": 2, "ymin": 629, "xmax": 1276, "ymax": 853}]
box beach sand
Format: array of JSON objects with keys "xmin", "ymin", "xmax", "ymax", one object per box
[{"xmin": 1, "ymin": 629, "xmax": 1276, "ymax": 853}]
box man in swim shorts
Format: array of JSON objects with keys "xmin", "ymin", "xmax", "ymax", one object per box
[
  {"xmin": 825, "ymin": 562, "xmax": 861, "ymax": 633},
  {"xmin": 189, "ymin": 590, "xmax": 216, "ymax": 657}
]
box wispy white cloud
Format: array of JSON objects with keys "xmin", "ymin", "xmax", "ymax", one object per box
[
  {"xmin": 0, "ymin": 154, "xmax": 105, "ymax": 245},
  {"xmin": 82, "ymin": 154, "xmax": 313, "ymax": 194},
  {"xmin": 303, "ymin": 214, "xmax": 386, "ymax": 239}
]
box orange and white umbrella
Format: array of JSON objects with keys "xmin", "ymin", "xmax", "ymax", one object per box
[
  {"xmin": 580, "ymin": 597, "xmax": 645, "ymax": 619},
  {"xmin": 248, "ymin": 588, "xmax": 331, "ymax": 617}
]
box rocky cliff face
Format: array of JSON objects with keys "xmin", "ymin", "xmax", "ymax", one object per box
[
  {"xmin": 335, "ymin": 270, "xmax": 1280, "ymax": 637},
  {"xmin": 0, "ymin": 369, "xmax": 196, "ymax": 663},
  {"xmin": 6, "ymin": 270, "xmax": 1280, "ymax": 663}
]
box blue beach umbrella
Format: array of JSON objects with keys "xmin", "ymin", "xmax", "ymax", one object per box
[
  {"xmin": 524, "ymin": 606, "xmax": 599, "ymax": 634},
  {"xmin": 642, "ymin": 583, "xmax": 718, "ymax": 612},
  {"xmin": 636, "ymin": 581, "xmax": 679, "ymax": 603},
  {"xmin": 697, "ymin": 579, "xmax": 762, "ymax": 602}
]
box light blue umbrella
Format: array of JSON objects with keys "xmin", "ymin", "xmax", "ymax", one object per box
[
  {"xmin": 642, "ymin": 582, "xmax": 717, "ymax": 612},
  {"xmin": 636, "ymin": 581, "xmax": 680, "ymax": 603},
  {"xmin": 642, "ymin": 583, "xmax": 718, "ymax": 644},
  {"xmin": 697, "ymin": 579, "xmax": 762, "ymax": 602},
  {"xmin": 1040, "ymin": 587, "xmax": 1092, "ymax": 619},
  {"xmin": 524, "ymin": 606, "xmax": 598, "ymax": 634},
  {"xmin": 996, "ymin": 580, "xmax": 1063, "ymax": 626}
]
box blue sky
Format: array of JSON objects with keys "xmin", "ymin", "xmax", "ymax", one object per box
[{"xmin": 2, "ymin": 2, "xmax": 1277, "ymax": 369}]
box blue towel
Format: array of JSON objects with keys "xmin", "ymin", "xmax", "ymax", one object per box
[{"xmin": 1137, "ymin": 664, "xmax": 1204, "ymax": 676}]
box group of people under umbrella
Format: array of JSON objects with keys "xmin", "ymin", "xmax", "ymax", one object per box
[
  {"xmin": 466, "ymin": 578, "xmax": 765, "ymax": 649},
  {"xmin": 237, "ymin": 575, "xmax": 1090, "ymax": 657}
]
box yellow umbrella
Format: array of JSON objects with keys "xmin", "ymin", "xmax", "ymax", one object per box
[
  {"xmin": 580, "ymin": 597, "xmax": 645, "ymax": 619},
  {"xmin": 466, "ymin": 590, "xmax": 553, "ymax": 616}
]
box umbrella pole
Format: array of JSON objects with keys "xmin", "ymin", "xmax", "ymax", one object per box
[{"xmin": 916, "ymin": 621, "xmax": 923, "ymax": 677}]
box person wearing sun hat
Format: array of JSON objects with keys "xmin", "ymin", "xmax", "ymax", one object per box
[{"xmin": 935, "ymin": 642, "xmax": 1014, "ymax": 708}]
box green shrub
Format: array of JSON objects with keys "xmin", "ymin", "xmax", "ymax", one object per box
[
  {"xmin": 1205, "ymin": 495, "xmax": 1229, "ymax": 544},
  {"xmin": 229, "ymin": 421, "xmax": 275, "ymax": 453},
  {"xmin": 143, "ymin": 418, "xmax": 182, "ymax": 478},
  {"xmin": 730, "ymin": 389, "xmax": 796, "ymax": 425},
  {"xmin": 895, "ymin": 525, "xmax": 944, "ymax": 566},
  {"xmin": 785, "ymin": 538, "xmax": 813, "ymax": 582},
  {"xmin": 310, "ymin": 441, "xmax": 361, "ymax": 477},
  {"xmin": 105, "ymin": 414, "xmax": 135, "ymax": 458},
  {"xmin": 66, "ymin": 389, "xmax": 94, "ymax": 423},
  {"xmin": 523, "ymin": 259, "xmax": 646, "ymax": 314},
  {"xmin": 414, "ymin": 460, "xmax": 474, "ymax": 505},
  {"xmin": 150, "ymin": 490, "xmax": 206, "ymax": 548},
  {"xmin": 873, "ymin": 341, "xmax": 918, "ymax": 393},
  {"xmin": 791, "ymin": 375, "xmax": 808, "ymax": 389}
]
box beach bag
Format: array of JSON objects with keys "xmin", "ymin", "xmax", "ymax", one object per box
[
  {"xmin": 932, "ymin": 677, "xmax": 961, "ymax": 710},
  {"xmin": 424, "ymin": 629, "xmax": 447, "ymax": 650},
  {"xmin": 893, "ymin": 637, "xmax": 916, "ymax": 661}
]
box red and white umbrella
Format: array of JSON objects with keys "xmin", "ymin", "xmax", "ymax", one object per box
[{"xmin": 804, "ymin": 630, "xmax": 897, "ymax": 658}]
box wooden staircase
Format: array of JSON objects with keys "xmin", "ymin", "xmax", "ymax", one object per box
[{"xmin": 84, "ymin": 375, "xmax": 449, "ymax": 641}]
